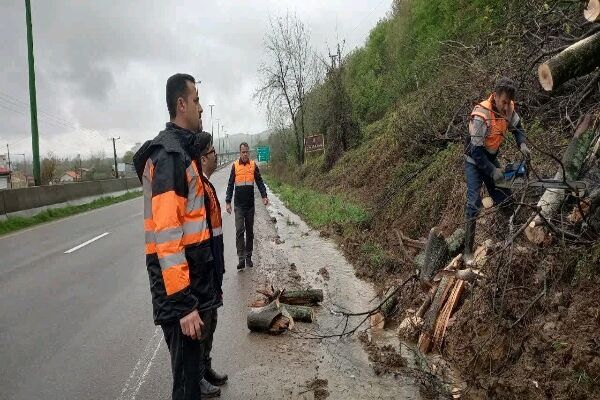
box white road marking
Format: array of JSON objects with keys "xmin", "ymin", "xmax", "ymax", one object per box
[
  {"xmin": 117, "ymin": 327, "xmax": 163, "ymax": 400},
  {"xmin": 64, "ymin": 232, "xmax": 110, "ymax": 254}
]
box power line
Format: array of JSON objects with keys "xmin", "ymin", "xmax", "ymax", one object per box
[
  {"xmin": 344, "ymin": 0, "xmax": 389, "ymax": 50},
  {"xmin": 0, "ymin": 95, "xmax": 105, "ymax": 140},
  {"xmin": 0, "ymin": 90, "xmax": 89, "ymax": 131}
]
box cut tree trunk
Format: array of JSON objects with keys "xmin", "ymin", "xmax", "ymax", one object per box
[
  {"xmin": 432, "ymin": 279, "xmax": 465, "ymax": 351},
  {"xmin": 538, "ymin": 31, "xmax": 600, "ymax": 91},
  {"xmin": 280, "ymin": 289, "xmax": 324, "ymax": 305},
  {"xmin": 446, "ymin": 228, "xmax": 465, "ymax": 257},
  {"xmin": 418, "ymin": 276, "xmax": 456, "ymax": 352},
  {"xmin": 257, "ymin": 287, "xmax": 324, "ymax": 305},
  {"xmin": 526, "ymin": 115, "xmax": 598, "ymax": 244},
  {"xmin": 247, "ymin": 300, "xmax": 295, "ymax": 333},
  {"xmin": 285, "ymin": 305, "xmax": 315, "ymax": 323},
  {"xmin": 419, "ymin": 227, "xmax": 449, "ymax": 289},
  {"xmin": 369, "ymin": 289, "xmax": 400, "ymax": 330},
  {"xmin": 585, "ymin": 0, "xmax": 600, "ymax": 22}
]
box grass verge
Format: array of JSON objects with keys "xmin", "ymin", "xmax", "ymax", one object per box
[
  {"xmin": 265, "ymin": 176, "xmax": 370, "ymax": 229},
  {"xmin": 0, "ymin": 190, "xmax": 142, "ymax": 236}
]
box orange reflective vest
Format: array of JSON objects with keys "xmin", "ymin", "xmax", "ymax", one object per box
[
  {"xmin": 203, "ymin": 177, "xmax": 222, "ymax": 238},
  {"xmin": 143, "ymin": 158, "xmax": 211, "ymax": 295},
  {"xmin": 234, "ymin": 159, "xmax": 256, "ymax": 187},
  {"xmin": 470, "ymin": 94, "xmax": 515, "ymax": 154}
]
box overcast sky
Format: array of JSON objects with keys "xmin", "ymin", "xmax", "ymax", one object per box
[{"xmin": 1, "ymin": 0, "xmax": 391, "ymax": 160}]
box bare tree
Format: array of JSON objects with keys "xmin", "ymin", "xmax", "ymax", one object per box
[
  {"xmin": 256, "ymin": 12, "xmax": 320, "ymax": 164},
  {"xmin": 41, "ymin": 152, "xmax": 58, "ymax": 185}
]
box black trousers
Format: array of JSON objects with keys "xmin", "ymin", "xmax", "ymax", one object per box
[
  {"xmin": 161, "ymin": 322, "xmax": 201, "ymax": 400},
  {"xmin": 235, "ymin": 206, "xmax": 255, "ymax": 259},
  {"xmin": 200, "ymin": 309, "xmax": 218, "ymax": 376}
]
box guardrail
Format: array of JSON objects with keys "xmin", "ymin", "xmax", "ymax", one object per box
[{"xmin": 0, "ymin": 177, "xmax": 141, "ymax": 217}]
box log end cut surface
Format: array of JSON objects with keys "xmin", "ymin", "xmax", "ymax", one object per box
[
  {"xmin": 585, "ymin": 0, "xmax": 600, "ymax": 22},
  {"xmin": 538, "ymin": 63, "xmax": 554, "ymax": 91}
]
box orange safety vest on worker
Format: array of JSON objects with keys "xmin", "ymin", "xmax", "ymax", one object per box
[
  {"xmin": 225, "ymin": 159, "xmax": 268, "ymax": 209},
  {"xmin": 133, "ymin": 123, "xmax": 217, "ymax": 324},
  {"xmin": 470, "ymin": 94, "xmax": 516, "ymax": 154},
  {"xmin": 203, "ymin": 176, "xmax": 225, "ymax": 302},
  {"xmin": 234, "ymin": 159, "xmax": 256, "ymax": 187}
]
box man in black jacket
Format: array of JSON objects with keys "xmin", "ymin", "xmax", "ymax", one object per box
[
  {"xmin": 225, "ymin": 142, "xmax": 268, "ymax": 270},
  {"xmin": 133, "ymin": 73, "xmax": 217, "ymax": 400}
]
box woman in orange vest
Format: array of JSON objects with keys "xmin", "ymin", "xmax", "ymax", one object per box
[
  {"xmin": 463, "ymin": 77, "xmax": 531, "ymax": 263},
  {"xmin": 225, "ymin": 142, "xmax": 269, "ymax": 270}
]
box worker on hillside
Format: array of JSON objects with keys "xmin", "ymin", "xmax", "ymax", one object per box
[
  {"xmin": 133, "ymin": 73, "xmax": 218, "ymax": 400},
  {"xmin": 225, "ymin": 142, "xmax": 269, "ymax": 270},
  {"xmin": 198, "ymin": 142, "xmax": 228, "ymax": 397},
  {"xmin": 464, "ymin": 77, "xmax": 531, "ymax": 264}
]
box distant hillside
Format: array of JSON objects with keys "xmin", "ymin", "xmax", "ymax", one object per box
[{"xmin": 215, "ymin": 129, "xmax": 272, "ymax": 153}]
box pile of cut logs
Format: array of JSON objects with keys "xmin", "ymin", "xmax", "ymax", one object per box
[{"xmin": 247, "ymin": 286, "xmax": 323, "ymax": 334}]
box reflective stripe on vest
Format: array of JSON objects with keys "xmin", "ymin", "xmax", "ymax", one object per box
[
  {"xmin": 234, "ymin": 160, "xmax": 256, "ymax": 187},
  {"xmin": 143, "ymin": 159, "xmax": 210, "ymax": 255},
  {"xmin": 470, "ymin": 94, "xmax": 514, "ymax": 154},
  {"xmin": 203, "ymin": 178, "xmax": 223, "ymax": 238}
]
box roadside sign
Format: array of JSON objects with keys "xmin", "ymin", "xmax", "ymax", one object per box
[
  {"xmin": 257, "ymin": 146, "xmax": 270, "ymax": 162},
  {"xmin": 304, "ymin": 134, "xmax": 324, "ymax": 153}
]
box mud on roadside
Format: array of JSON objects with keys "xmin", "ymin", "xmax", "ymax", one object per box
[{"xmin": 245, "ymin": 188, "xmax": 451, "ymax": 399}]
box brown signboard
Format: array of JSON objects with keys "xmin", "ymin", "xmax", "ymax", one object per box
[{"xmin": 304, "ymin": 134, "xmax": 324, "ymax": 153}]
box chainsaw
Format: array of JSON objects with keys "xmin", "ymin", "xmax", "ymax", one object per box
[{"xmin": 495, "ymin": 161, "xmax": 587, "ymax": 193}]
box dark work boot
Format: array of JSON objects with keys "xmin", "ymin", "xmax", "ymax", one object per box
[
  {"xmin": 237, "ymin": 258, "xmax": 245, "ymax": 270},
  {"xmin": 464, "ymin": 219, "xmax": 476, "ymax": 266},
  {"xmin": 200, "ymin": 378, "xmax": 221, "ymax": 397},
  {"xmin": 245, "ymin": 255, "xmax": 253, "ymax": 268},
  {"xmin": 205, "ymin": 367, "xmax": 228, "ymax": 386}
]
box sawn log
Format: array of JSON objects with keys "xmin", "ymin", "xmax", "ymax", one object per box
[
  {"xmin": 419, "ymin": 227, "xmax": 449, "ymax": 289},
  {"xmin": 538, "ymin": 31, "xmax": 600, "ymax": 91},
  {"xmin": 525, "ymin": 115, "xmax": 598, "ymax": 244},
  {"xmin": 585, "ymin": 0, "xmax": 600, "ymax": 22}
]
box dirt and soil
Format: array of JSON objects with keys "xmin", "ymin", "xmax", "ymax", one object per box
[
  {"xmin": 262, "ymin": 2, "xmax": 600, "ymax": 398},
  {"xmin": 249, "ymin": 190, "xmax": 445, "ymax": 399}
]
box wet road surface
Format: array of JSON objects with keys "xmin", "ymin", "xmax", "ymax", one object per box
[{"xmin": 0, "ymin": 164, "xmax": 423, "ymax": 399}]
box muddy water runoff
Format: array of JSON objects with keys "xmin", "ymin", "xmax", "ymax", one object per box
[{"xmin": 247, "ymin": 186, "xmax": 427, "ymax": 399}]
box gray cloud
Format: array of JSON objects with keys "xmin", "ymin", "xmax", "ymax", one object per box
[{"xmin": 0, "ymin": 0, "xmax": 391, "ymax": 159}]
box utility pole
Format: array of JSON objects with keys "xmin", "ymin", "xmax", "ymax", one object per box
[
  {"xmin": 209, "ymin": 104, "xmax": 214, "ymax": 140},
  {"xmin": 6, "ymin": 144, "xmax": 12, "ymax": 189},
  {"xmin": 221, "ymin": 124, "xmax": 225, "ymax": 155},
  {"xmin": 111, "ymin": 137, "xmax": 120, "ymax": 179},
  {"xmin": 216, "ymin": 119, "xmax": 221, "ymax": 155},
  {"xmin": 25, "ymin": 0, "xmax": 40, "ymax": 186}
]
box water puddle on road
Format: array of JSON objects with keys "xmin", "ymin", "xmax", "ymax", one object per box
[{"xmin": 250, "ymin": 187, "xmax": 445, "ymax": 399}]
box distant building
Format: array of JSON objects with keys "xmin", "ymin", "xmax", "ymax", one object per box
[
  {"xmin": 0, "ymin": 154, "xmax": 8, "ymax": 169},
  {"xmin": 59, "ymin": 170, "xmax": 81, "ymax": 183},
  {"xmin": 116, "ymin": 162, "xmax": 135, "ymax": 178},
  {"xmin": 0, "ymin": 166, "xmax": 9, "ymax": 189},
  {"xmin": 10, "ymin": 171, "xmax": 28, "ymax": 189}
]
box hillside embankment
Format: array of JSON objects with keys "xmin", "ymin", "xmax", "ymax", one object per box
[{"xmin": 263, "ymin": 1, "xmax": 600, "ymax": 398}]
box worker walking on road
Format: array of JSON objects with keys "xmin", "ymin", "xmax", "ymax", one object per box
[
  {"xmin": 198, "ymin": 142, "xmax": 228, "ymax": 397},
  {"xmin": 463, "ymin": 77, "xmax": 531, "ymax": 264},
  {"xmin": 225, "ymin": 142, "xmax": 269, "ymax": 270},
  {"xmin": 133, "ymin": 73, "xmax": 219, "ymax": 400}
]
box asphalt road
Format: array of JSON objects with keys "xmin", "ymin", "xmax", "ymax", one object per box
[
  {"xmin": 0, "ymin": 165, "xmax": 269, "ymax": 400},
  {"xmin": 0, "ymin": 163, "xmax": 423, "ymax": 400}
]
